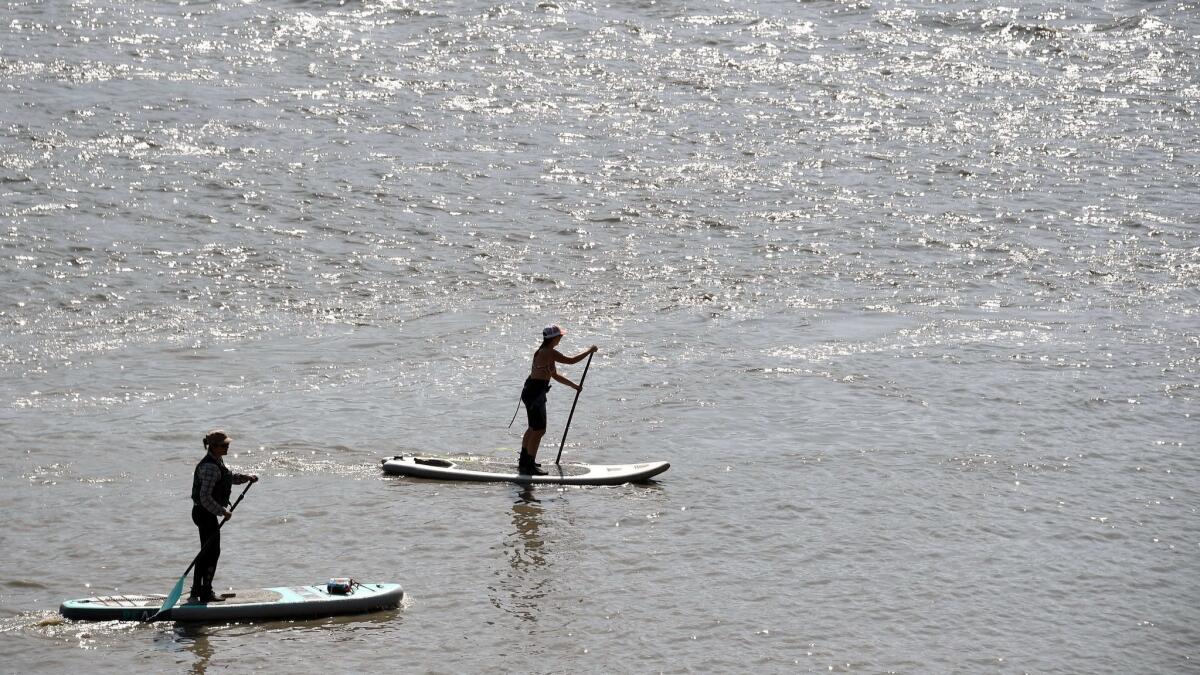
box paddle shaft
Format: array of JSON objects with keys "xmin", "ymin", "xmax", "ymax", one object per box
[
  {"xmin": 555, "ymin": 351, "xmax": 594, "ymax": 465},
  {"xmin": 184, "ymin": 481, "xmax": 253, "ymax": 576},
  {"xmin": 147, "ymin": 480, "xmax": 254, "ymax": 621}
]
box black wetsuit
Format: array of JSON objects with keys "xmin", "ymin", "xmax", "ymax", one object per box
[{"xmin": 190, "ymin": 453, "xmax": 232, "ymax": 599}]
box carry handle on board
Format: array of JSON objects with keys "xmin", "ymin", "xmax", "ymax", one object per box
[
  {"xmin": 146, "ymin": 481, "xmax": 254, "ymax": 622},
  {"xmin": 555, "ymin": 350, "xmax": 594, "ymax": 465}
]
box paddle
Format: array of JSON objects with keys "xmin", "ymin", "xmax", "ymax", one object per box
[
  {"xmin": 146, "ymin": 481, "xmax": 254, "ymax": 622},
  {"xmin": 555, "ymin": 350, "xmax": 594, "ymax": 465}
]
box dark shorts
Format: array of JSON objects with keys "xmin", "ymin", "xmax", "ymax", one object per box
[{"xmin": 521, "ymin": 378, "xmax": 550, "ymax": 430}]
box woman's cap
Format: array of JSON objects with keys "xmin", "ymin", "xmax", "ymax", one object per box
[
  {"xmin": 543, "ymin": 324, "xmax": 564, "ymax": 339},
  {"xmin": 204, "ymin": 430, "xmax": 232, "ymax": 448}
]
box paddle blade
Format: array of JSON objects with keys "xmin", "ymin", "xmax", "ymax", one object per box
[{"xmin": 147, "ymin": 574, "xmax": 187, "ymax": 622}]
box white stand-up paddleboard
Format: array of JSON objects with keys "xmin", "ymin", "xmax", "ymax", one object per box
[
  {"xmin": 381, "ymin": 455, "xmax": 669, "ymax": 485},
  {"xmin": 60, "ymin": 582, "xmax": 403, "ymax": 622}
]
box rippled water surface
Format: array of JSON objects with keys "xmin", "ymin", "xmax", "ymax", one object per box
[{"xmin": 2, "ymin": 0, "xmax": 1198, "ymax": 672}]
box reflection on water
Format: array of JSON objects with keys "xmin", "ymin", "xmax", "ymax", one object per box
[
  {"xmin": 511, "ymin": 500, "xmax": 547, "ymax": 572},
  {"xmin": 166, "ymin": 623, "xmax": 214, "ymax": 675},
  {"xmin": 160, "ymin": 609, "xmax": 407, "ymax": 672},
  {"xmin": 514, "ymin": 483, "xmax": 542, "ymax": 505},
  {"xmin": 490, "ymin": 485, "xmax": 553, "ymax": 624}
]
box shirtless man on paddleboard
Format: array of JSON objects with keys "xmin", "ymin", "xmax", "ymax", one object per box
[{"xmin": 518, "ymin": 325, "xmax": 597, "ymax": 475}]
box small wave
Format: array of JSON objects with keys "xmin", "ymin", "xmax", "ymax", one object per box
[
  {"xmin": 259, "ymin": 445, "xmax": 382, "ymax": 479},
  {"xmin": 4, "ymin": 579, "xmax": 49, "ymax": 590},
  {"xmin": 1, "ymin": 610, "xmax": 148, "ymax": 646}
]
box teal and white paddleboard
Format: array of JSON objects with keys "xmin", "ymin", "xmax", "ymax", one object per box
[
  {"xmin": 381, "ymin": 455, "xmax": 670, "ymax": 485},
  {"xmin": 60, "ymin": 582, "xmax": 403, "ymax": 622}
]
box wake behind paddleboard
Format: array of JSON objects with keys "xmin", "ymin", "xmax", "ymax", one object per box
[
  {"xmin": 381, "ymin": 455, "xmax": 669, "ymax": 485},
  {"xmin": 60, "ymin": 582, "xmax": 403, "ymax": 622}
]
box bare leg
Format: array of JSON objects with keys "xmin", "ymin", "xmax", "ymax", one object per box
[{"xmin": 526, "ymin": 429, "xmax": 545, "ymax": 460}]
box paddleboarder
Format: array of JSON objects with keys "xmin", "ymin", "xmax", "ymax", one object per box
[
  {"xmin": 519, "ymin": 325, "xmax": 597, "ymax": 475},
  {"xmin": 190, "ymin": 430, "xmax": 257, "ymax": 603}
]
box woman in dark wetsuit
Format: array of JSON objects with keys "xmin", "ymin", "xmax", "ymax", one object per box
[
  {"xmin": 190, "ymin": 430, "xmax": 257, "ymax": 603},
  {"xmin": 519, "ymin": 324, "xmax": 598, "ymax": 475}
]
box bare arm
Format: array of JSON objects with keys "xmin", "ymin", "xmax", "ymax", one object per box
[
  {"xmin": 552, "ymin": 372, "xmax": 581, "ymax": 391},
  {"xmin": 549, "ymin": 345, "xmax": 597, "ymax": 390},
  {"xmin": 553, "ymin": 345, "xmax": 598, "ymax": 365}
]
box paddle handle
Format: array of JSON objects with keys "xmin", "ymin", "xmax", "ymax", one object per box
[{"xmin": 555, "ymin": 351, "xmax": 594, "ymax": 465}]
